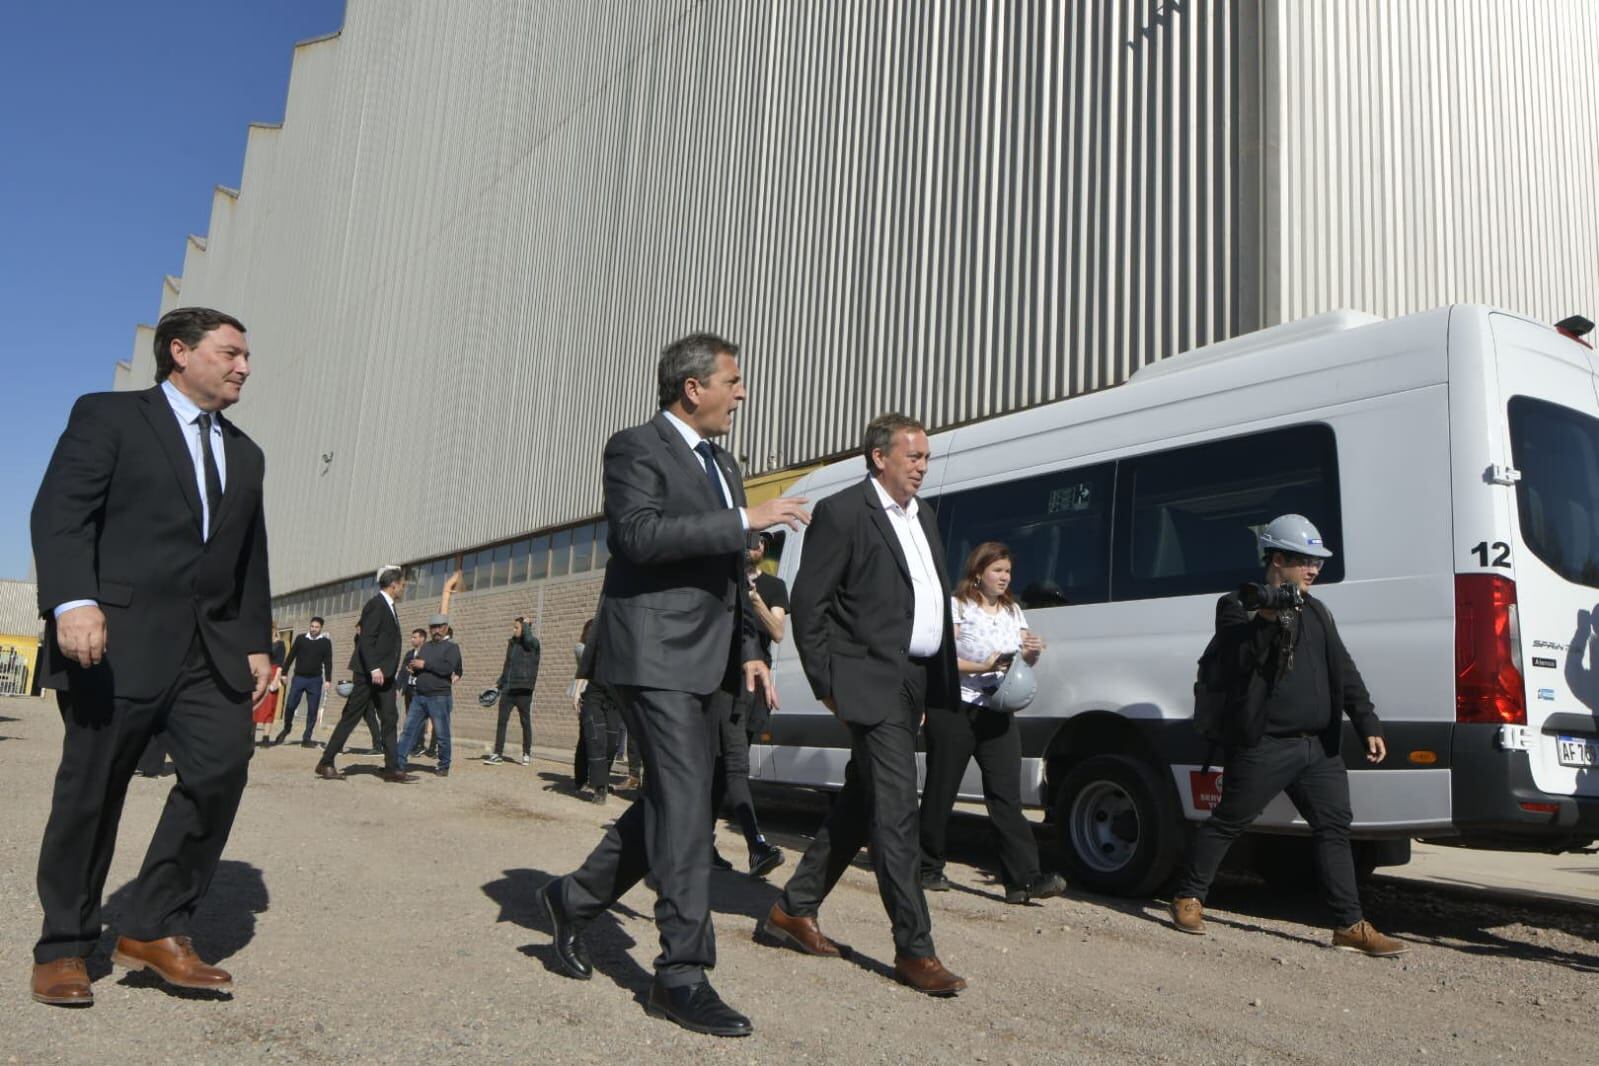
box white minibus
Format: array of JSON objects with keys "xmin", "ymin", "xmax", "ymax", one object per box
[{"xmin": 751, "ymin": 304, "xmax": 1599, "ymax": 895}]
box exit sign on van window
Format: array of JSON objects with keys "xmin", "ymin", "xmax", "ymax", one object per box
[{"xmin": 1190, "ymin": 770, "xmax": 1224, "ymax": 810}]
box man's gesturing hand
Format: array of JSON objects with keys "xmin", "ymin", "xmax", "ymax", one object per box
[
  {"xmin": 56, "ymin": 604, "xmax": 107, "ymax": 668},
  {"xmin": 249, "ymin": 653, "xmax": 271, "ymax": 704},
  {"xmin": 746, "ymin": 496, "xmax": 810, "ymax": 532},
  {"xmin": 743, "ymin": 660, "xmax": 779, "ymax": 710}
]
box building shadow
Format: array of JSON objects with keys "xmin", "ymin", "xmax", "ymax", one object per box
[{"xmin": 99, "ymin": 859, "xmax": 269, "ymax": 998}]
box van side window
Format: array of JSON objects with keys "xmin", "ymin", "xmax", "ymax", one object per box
[
  {"xmin": 1113, "ymin": 424, "xmax": 1343, "ymax": 601},
  {"xmin": 938, "ymin": 464, "xmax": 1113, "ymax": 608},
  {"xmin": 1508, "ymin": 396, "xmax": 1599, "ymax": 588}
]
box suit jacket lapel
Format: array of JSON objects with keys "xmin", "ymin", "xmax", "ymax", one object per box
[
  {"xmin": 863, "ymin": 480, "xmax": 913, "ymax": 586},
  {"xmin": 917, "ymin": 501, "xmax": 951, "ymax": 596},
  {"xmin": 651, "ymin": 412, "xmax": 721, "ymax": 509},
  {"xmin": 138, "ymin": 386, "xmax": 204, "ymax": 534}
]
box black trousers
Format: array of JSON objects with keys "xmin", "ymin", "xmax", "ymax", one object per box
[
  {"xmin": 35, "ymin": 638, "xmax": 252, "ymax": 963},
  {"xmin": 1174, "ymin": 734, "xmax": 1364, "ymax": 927},
  {"xmin": 563, "ymin": 685, "xmax": 718, "ymax": 986},
  {"xmin": 576, "ymin": 682, "xmax": 626, "ymax": 789},
  {"xmin": 918, "ymin": 700, "xmax": 1041, "ymax": 890},
  {"xmin": 495, "ymin": 689, "xmax": 533, "ymax": 755},
  {"xmin": 780, "ymin": 659, "xmax": 935, "ymax": 958},
  {"xmin": 709, "ymin": 689, "xmax": 764, "ymax": 850},
  {"xmin": 321, "ymin": 676, "xmax": 398, "ymax": 770}
]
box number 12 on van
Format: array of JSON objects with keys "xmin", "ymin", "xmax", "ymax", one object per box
[{"xmin": 1190, "ymin": 770, "xmax": 1224, "ymax": 811}]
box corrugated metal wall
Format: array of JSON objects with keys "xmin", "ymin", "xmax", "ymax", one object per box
[
  {"xmin": 136, "ymin": 0, "xmax": 1247, "ymax": 595},
  {"xmin": 1268, "ymin": 0, "xmax": 1599, "ymax": 324}
]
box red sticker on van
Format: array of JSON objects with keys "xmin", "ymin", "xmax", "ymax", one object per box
[{"xmin": 1190, "ymin": 770, "xmax": 1223, "ymax": 811}]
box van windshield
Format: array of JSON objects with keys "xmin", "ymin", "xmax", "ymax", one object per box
[{"xmin": 1508, "ymin": 395, "xmax": 1599, "ymax": 588}]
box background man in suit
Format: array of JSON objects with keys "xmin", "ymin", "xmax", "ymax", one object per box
[
  {"xmin": 543, "ymin": 333, "xmax": 808, "ymax": 1039},
  {"xmin": 315, "ymin": 567, "xmax": 415, "ymax": 783},
  {"xmin": 760, "ymin": 413, "xmax": 968, "ymax": 997},
  {"xmin": 29, "ymin": 306, "xmax": 271, "ymax": 1005}
]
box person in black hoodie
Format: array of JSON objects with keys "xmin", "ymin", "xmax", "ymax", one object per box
[
  {"xmin": 1170, "ymin": 514, "xmax": 1404, "ymax": 957},
  {"xmin": 276, "ymin": 617, "xmax": 334, "ymax": 746},
  {"xmin": 486, "ymin": 616, "xmax": 541, "ymax": 765}
]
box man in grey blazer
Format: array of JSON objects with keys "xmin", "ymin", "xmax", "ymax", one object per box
[{"xmin": 544, "ymin": 333, "xmax": 808, "ymax": 1038}]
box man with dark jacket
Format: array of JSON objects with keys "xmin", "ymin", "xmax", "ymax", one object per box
[
  {"xmin": 486, "ymin": 616, "xmax": 540, "ymax": 765},
  {"xmin": 29, "ymin": 306, "xmax": 269, "ymax": 1004},
  {"xmin": 1170, "ymin": 514, "xmax": 1404, "ymax": 957},
  {"xmin": 398, "ymin": 614, "xmax": 462, "ymax": 776},
  {"xmin": 761, "ymin": 414, "xmax": 967, "ymax": 997},
  {"xmin": 275, "ymin": 617, "xmax": 333, "ymax": 746},
  {"xmin": 315, "ymin": 568, "xmax": 414, "ymax": 782}
]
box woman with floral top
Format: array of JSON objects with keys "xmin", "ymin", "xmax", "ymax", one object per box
[{"xmin": 918, "ymin": 541, "xmax": 1067, "ymax": 904}]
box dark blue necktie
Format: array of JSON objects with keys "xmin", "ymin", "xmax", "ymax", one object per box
[{"xmin": 694, "ymin": 441, "xmax": 729, "ymax": 508}]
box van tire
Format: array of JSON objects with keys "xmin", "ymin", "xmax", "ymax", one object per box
[{"xmin": 1053, "ymin": 754, "xmax": 1183, "ymax": 897}]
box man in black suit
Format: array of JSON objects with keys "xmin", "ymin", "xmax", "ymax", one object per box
[
  {"xmin": 315, "ymin": 567, "xmax": 414, "ymax": 782},
  {"xmin": 29, "ymin": 307, "xmax": 271, "ymax": 1006},
  {"xmin": 760, "ymin": 413, "xmax": 968, "ymax": 996},
  {"xmin": 543, "ymin": 333, "xmax": 808, "ymax": 1038}
]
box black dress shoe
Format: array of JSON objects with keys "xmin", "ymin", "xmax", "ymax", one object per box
[
  {"xmin": 748, "ymin": 842, "xmax": 784, "ymax": 878},
  {"xmin": 646, "ymin": 979, "xmax": 752, "ymax": 1038},
  {"xmin": 710, "ymin": 850, "xmax": 734, "ymax": 871},
  {"xmin": 921, "ymin": 871, "xmax": 953, "ymax": 892},
  {"xmin": 1005, "ymin": 871, "xmax": 1068, "ymax": 904},
  {"xmin": 541, "ymin": 879, "xmax": 592, "ymax": 980}
]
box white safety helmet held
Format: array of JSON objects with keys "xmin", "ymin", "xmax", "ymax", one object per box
[{"xmin": 1258, "ymin": 514, "xmax": 1333, "ymax": 560}]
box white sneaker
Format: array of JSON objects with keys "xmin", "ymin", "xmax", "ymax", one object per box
[
  {"xmin": 520, "ymin": 753, "xmax": 531, "ymax": 766},
  {"xmin": 483, "ymin": 753, "xmax": 504, "ymax": 765}
]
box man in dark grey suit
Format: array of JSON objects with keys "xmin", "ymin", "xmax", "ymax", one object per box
[
  {"xmin": 543, "ymin": 333, "xmax": 808, "ymax": 1038},
  {"xmin": 759, "ymin": 413, "xmax": 968, "ymax": 996}
]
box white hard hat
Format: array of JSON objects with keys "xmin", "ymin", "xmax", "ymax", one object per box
[{"xmin": 1258, "ymin": 514, "xmax": 1333, "ymax": 559}]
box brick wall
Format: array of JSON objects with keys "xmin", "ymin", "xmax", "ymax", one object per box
[{"xmin": 277, "ymin": 571, "xmax": 604, "ymax": 755}]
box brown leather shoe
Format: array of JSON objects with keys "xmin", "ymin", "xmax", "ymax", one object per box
[
  {"xmin": 759, "ymin": 902, "xmax": 844, "ymax": 957},
  {"xmin": 380, "ymin": 769, "xmax": 418, "ymax": 783},
  {"xmin": 314, "ymin": 763, "xmax": 345, "ymax": 781},
  {"xmin": 1332, "ymin": 920, "xmax": 1407, "ymax": 957},
  {"xmin": 31, "ymin": 957, "xmax": 93, "ymax": 1006},
  {"xmin": 1171, "ymin": 897, "xmax": 1206, "ymax": 935},
  {"xmin": 111, "ymin": 936, "xmax": 232, "ymax": 991},
  {"xmin": 893, "ymin": 954, "xmax": 966, "ymax": 996}
]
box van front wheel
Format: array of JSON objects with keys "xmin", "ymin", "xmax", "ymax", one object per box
[{"xmin": 1053, "ymin": 755, "xmax": 1183, "ymax": 897}]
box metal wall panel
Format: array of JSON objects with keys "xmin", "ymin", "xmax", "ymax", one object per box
[
  {"xmin": 134, "ymin": 0, "xmax": 1244, "ymax": 594},
  {"xmin": 1268, "ymin": 0, "xmax": 1599, "ymax": 324}
]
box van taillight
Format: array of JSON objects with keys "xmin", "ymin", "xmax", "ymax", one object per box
[{"xmin": 1455, "ymin": 574, "xmax": 1526, "ymax": 725}]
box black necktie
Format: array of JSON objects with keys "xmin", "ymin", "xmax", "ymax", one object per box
[
  {"xmin": 694, "ymin": 441, "xmax": 729, "ymax": 508},
  {"xmin": 197, "ymin": 412, "xmax": 223, "ymax": 535}
]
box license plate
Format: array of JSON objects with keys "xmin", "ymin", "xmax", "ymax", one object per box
[{"xmin": 1556, "ymin": 735, "xmax": 1598, "ymax": 768}]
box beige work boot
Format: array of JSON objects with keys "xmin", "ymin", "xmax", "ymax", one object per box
[
  {"xmin": 1332, "ymin": 919, "xmax": 1407, "ymax": 957},
  {"xmin": 1170, "ymin": 897, "xmax": 1205, "ymax": 935}
]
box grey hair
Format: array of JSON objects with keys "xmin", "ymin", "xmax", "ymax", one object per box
[
  {"xmin": 862, "ymin": 413, "xmax": 927, "ymax": 472},
  {"xmin": 376, "ymin": 566, "xmax": 404, "ymax": 588},
  {"xmin": 657, "ymin": 332, "xmax": 739, "ymax": 409}
]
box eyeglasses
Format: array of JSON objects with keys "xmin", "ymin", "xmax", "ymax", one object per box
[{"xmin": 1283, "ymin": 555, "xmax": 1324, "ymax": 570}]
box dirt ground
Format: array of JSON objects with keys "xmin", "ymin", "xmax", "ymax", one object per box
[{"xmin": 1, "ymin": 694, "xmax": 1594, "ymax": 1065}]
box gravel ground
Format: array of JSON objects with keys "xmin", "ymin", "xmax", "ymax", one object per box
[{"xmin": 1, "ymin": 694, "xmax": 1594, "ymax": 1065}]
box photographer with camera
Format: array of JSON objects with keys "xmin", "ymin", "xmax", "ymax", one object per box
[{"xmin": 1170, "ymin": 515, "xmax": 1405, "ymax": 957}]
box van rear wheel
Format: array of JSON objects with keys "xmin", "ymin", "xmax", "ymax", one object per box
[{"xmin": 1053, "ymin": 754, "xmax": 1183, "ymax": 897}]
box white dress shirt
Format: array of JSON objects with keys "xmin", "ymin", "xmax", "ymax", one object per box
[
  {"xmin": 54, "ymin": 381, "xmax": 229, "ymax": 619},
  {"xmin": 660, "ymin": 410, "xmax": 749, "ymax": 530},
  {"xmin": 869, "ymin": 476, "xmax": 944, "ymax": 657}
]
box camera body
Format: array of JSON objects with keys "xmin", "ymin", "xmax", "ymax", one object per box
[{"xmin": 1239, "ymin": 581, "xmax": 1305, "ymax": 613}]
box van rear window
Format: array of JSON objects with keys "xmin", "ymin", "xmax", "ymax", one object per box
[{"xmin": 1508, "ymin": 396, "xmax": 1599, "ymax": 587}]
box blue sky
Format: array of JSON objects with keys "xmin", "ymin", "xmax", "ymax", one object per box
[{"xmin": 0, "ymin": 0, "xmax": 347, "ymax": 581}]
